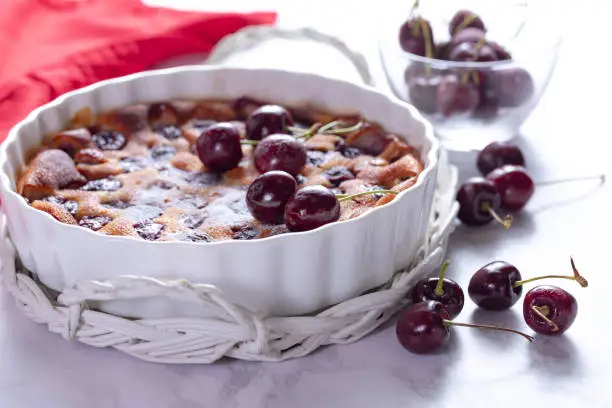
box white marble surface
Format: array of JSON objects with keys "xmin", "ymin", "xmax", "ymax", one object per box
[{"xmin": 1, "ymin": 1, "xmax": 611, "ymax": 407}]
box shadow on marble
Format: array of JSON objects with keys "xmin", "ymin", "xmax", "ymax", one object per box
[
  {"xmin": 527, "ymin": 335, "xmax": 583, "ymax": 377},
  {"xmin": 449, "ymin": 211, "xmax": 537, "ymax": 254},
  {"xmin": 469, "ymin": 308, "xmax": 525, "ymax": 345}
]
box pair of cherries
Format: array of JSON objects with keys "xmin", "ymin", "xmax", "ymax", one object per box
[
  {"xmin": 396, "ymin": 258, "xmax": 588, "ymax": 354},
  {"xmin": 246, "ymin": 171, "xmax": 396, "ymax": 232},
  {"xmin": 457, "ymin": 141, "xmax": 534, "ymax": 228},
  {"xmin": 195, "ymin": 104, "xmax": 306, "ymax": 174}
]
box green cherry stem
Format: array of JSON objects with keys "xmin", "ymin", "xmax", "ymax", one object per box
[
  {"xmin": 240, "ymin": 140, "xmax": 259, "ymax": 146},
  {"xmin": 444, "ymin": 320, "xmax": 535, "ymax": 342},
  {"xmin": 319, "ymin": 120, "xmax": 363, "ymax": 135},
  {"xmin": 512, "ymin": 257, "xmax": 588, "ymax": 288},
  {"xmin": 481, "ymin": 202, "xmax": 513, "ymax": 229},
  {"xmin": 434, "ymin": 260, "xmax": 451, "ymax": 296},
  {"xmin": 336, "ymin": 190, "xmax": 398, "ymax": 202}
]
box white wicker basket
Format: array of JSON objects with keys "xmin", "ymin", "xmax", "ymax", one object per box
[{"xmin": 0, "ymin": 150, "xmax": 458, "ymax": 364}]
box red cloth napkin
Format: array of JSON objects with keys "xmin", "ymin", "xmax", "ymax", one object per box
[{"xmin": 0, "ymin": 0, "xmax": 276, "ymax": 142}]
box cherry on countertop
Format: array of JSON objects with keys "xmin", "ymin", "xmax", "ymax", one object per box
[
  {"xmin": 523, "ymin": 285, "xmax": 578, "ymax": 335},
  {"xmin": 410, "ymin": 260, "xmax": 465, "ymax": 319}
]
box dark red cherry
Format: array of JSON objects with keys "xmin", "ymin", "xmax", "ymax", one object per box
[
  {"xmin": 437, "ymin": 76, "xmax": 480, "ymax": 117},
  {"xmin": 410, "ymin": 261, "xmax": 465, "ymax": 319},
  {"xmin": 449, "ymin": 10, "xmax": 486, "ymax": 35},
  {"xmin": 246, "ymin": 104, "xmax": 294, "ymax": 140},
  {"xmin": 473, "ymin": 83, "xmax": 500, "ymax": 119},
  {"xmin": 396, "ymin": 301, "xmax": 450, "ymax": 354},
  {"xmin": 493, "ymin": 68, "xmax": 534, "ymax": 107},
  {"xmin": 92, "ymin": 130, "xmax": 126, "ymax": 151},
  {"xmin": 450, "ymin": 27, "xmax": 486, "ymax": 46},
  {"xmin": 246, "ymin": 171, "xmax": 297, "ymax": 225},
  {"xmin": 196, "ymin": 122, "xmax": 243, "ymax": 172},
  {"xmin": 253, "ymin": 134, "xmax": 307, "ymax": 176},
  {"xmin": 406, "ymin": 73, "xmax": 442, "ymax": 114},
  {"xmin": 284, "ymin": 185, "xmax": 340, "ymax": 232},
  {"xmin": 477, "ymin": 141, "xmax": 526, "ymax": 175},
  {"xmin": 398, "ymin": 18, "xmax": 435, "ymax": 56},
  {"xmin": 449, "ymin": 42, "xmax": 497, "ymax": 62},
  {"xmin": 486, "ymin": 165, "xmax": 535, "ymax": 211},
  {"xmin": 468, "ymin": 261, "xmax": 523, "ymax": 310},
  {"xmin": 523, "ymin": 285, "xmax": 578, "ymax": 335},
  {"xmin": 488, "ymin": 42, "xmax": 512, "ymax": 60},
  {"xmin": 456, "ymin": 178, "xmax": 512, "ymax": 228}
]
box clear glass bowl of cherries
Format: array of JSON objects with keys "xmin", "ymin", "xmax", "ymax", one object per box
[{"xmin": 379, "ymin": 0, "xmax": 562, "ymax": 150}]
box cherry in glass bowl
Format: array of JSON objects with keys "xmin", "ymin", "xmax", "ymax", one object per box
[{"xmin": 379, "ymin": 0, "xmax": 562, "ymax": 151}]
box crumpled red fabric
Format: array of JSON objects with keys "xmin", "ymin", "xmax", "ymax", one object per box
[{"xmin": 0, "ymin": 0, "xmax": 276, "ymax": 142}]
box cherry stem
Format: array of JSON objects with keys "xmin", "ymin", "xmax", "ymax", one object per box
[
  {"xmin": 319, "ymin": 120, "xmax": 363, "ymax": 135},
  {"xmin": 531, "ymin": 305, "xmax": 560, "ymax": 332},
  {"xmin": 410, "ymin": 0, "xmax": 420, "ymax": 15},
  {"xmin": 481, "ymin": 202, "xmax": 513, "ymax": 229},
  {"xmin": 289, "ymin": 123, "xmax": 322, "ymax": 140},
  {"xmin": 240, "ymin": 140, "xmax": 259, "ymax": 146},
  {"xmin": 419, "ymin": 18, "xmax": 433, "ymax": 77},
  {"xmin": 512, "ymin": 256, "xmax": 588, "ymax": 288},
  {"xmin": 444, "ymin": 320, "xmax": 534, "ymax": 342},
  {"xmin": 535, "ymin": 174, "xmax": 606, "ymax": 187},
  {"xmin": 337, "ymin": 190, "xmax": 398, "ymax": 202},
  {"xmin": 434, "ymin": 260, "xmax": 450, "ymax": 296}
]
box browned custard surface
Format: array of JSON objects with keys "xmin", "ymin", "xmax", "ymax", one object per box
[{"xmin": 17, "ymin": 98, "xmax": 424, "ymax": 242}]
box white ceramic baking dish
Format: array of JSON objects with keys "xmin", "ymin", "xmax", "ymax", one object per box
[{"xmin": 0, "ymin": 66, "xmax": 438, "ymax": 317}]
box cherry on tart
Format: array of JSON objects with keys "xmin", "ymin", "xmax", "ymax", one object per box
[
  {"xmin": 253, "ymin": 134, "xmax": 307, "ymax": 176},
  {"xmin": 456, "ymin": 177, "xmax": 512, "ymax": 228},
  {"xmin": 284, "ymin": 186, "xmax": 398, "ymax": 232},
  {"xmin": 398, "ymin": 17, "xmax": 435, "ymax": 57},
  {"xmin": 468, "ymin": 257, "xmax": 587, "ymax": 311},
  {"xmin": 395, "ymin": 300, "xmax": 533, "ymax": 355},
  {"xmin": 477, "ymin": 141, "xmax": 526, "ymax": 176},
  {"xmin": 486, "ymin": 165, "xmax": 535, "ymax": 211},
  {"xmin": 284, "ymin": 185, "xmax": 341, "ymax": 232},
  {"xmin": 246, "ymin": 171, "xmax": 297, "ymax": 224},
  {"xmin": 449, "ymin": 10, "xmax": 486, "ymax": 35},
  {"xmin": 410, "ymin": 260, "xmax": 465, "ymax": 319},
  {"xmin": 196, "ymin": 122, "xmax": 243, "ymax": 172},
  {"xmin": 246, "ymin": 104, "xmax": 294, "ymax": 140},
  {"xmin": 523, "ymin": 285, "xmax": 578, "ymax": 335}
]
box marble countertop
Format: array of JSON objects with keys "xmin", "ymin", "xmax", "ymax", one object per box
[{"xmin": 1, "ymin": 1, "xmax": 611, "ymax": 407}]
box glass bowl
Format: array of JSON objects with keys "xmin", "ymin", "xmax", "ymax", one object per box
[{"xmin": 379, "ymin": 0, "xmax": 563, "ymax": 151}]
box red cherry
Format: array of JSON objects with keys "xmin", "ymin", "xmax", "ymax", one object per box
[
  {"xmin": 486, "ymin": 165, "xmax": 535, "ymax": 211},
  {"xmin": 523, "ymin": 285, "xmax": 578, "ymax": 335},
  {"xmin": 398, "ymin": 18, "xmax": 435, "ymax": 57},
  {"xmin": 410, "ymin": 261, "xmax": 465, "ymax": 319},
  {"xmin": 253, "ymin": 134, "xmax": 307, "ymax": 176},
  {"xmin": 477, "ymin": 141, "xmax": 526, "ymax": 176},
  {"xmin": 449, "ymin": 10, "xmax": 486, "ymax": 35}
]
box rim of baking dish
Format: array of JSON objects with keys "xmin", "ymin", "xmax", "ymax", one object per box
[{"xmin": 0, "ymin": 65, "xmax": 439, "ymax": 248}]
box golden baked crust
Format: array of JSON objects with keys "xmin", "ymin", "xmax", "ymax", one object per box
[{"xmin": 17, "ymin": 98, "xmax": 424, "ymax": 242}]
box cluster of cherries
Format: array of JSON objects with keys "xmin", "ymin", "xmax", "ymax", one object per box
[
  {"xmin": 396, "ymin": 257, "xmax": 588, "ymax": 354},
  {"xmin": 195, "ymin": 104, "xmax": 396, "ymax": 232},
  {"xmin": 399, "ymin": 4, "xmax": 534, "ymax": 118}
]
